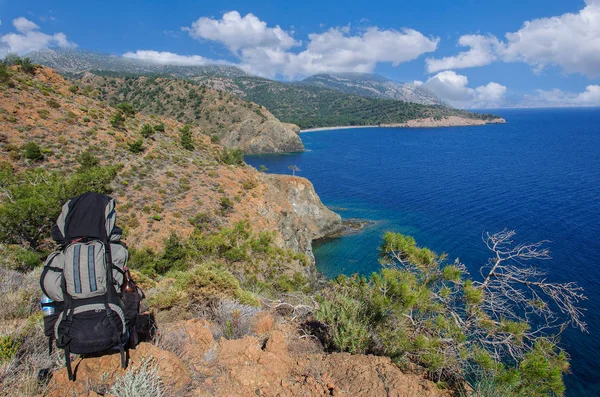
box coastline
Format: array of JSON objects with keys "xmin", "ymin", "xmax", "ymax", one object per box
[{"xmin": 300, "ymin": 116, "xmax": 506, "ymax": 133}]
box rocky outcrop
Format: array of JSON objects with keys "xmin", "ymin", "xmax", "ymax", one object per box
[
  {"xmin": 45, "ymin": 318, "xmax": 446, "ymax": 396},
  {"xmin": 46, "ymin": 342, "xmax": 192, "ymax": 396},
  {"xmin": 257, "ymin": 174, "xmax": 343, "ymax": 263},
  {"xmin": 220, "ymin": 119, "xmax": 304, "ymax": 154}
]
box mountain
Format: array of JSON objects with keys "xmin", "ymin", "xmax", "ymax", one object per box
[
  {"xmin": 27, "ymin": 48, "xmax": 247, "ymax": 78},
  {"xmin": 301, "ymin": 73, "xmax": 444, "ymax": 105},
  {"xmin": 28, "ymin": 49, "xmax": 502, "ymax": 129}
]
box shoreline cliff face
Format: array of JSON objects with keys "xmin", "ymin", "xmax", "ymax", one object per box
[
  {"xmin": 257, "ymin": 173, "xmax": 342, "ymax": 264},
  {"xmin": 220, "ymin": 119, "xmax": 304, "ymax": 155}
]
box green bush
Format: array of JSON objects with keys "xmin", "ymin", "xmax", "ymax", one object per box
[
  {"xmin": 21, "ymin": 142, "xmax": 44, "ymax": 161},
  {"xmin": 0, "ymin": 63, "xmax": 10, "ymax": 84},
  {"xmin": 127, "ymin": 139, "xmax": 144, "ymax": 154},
  {"xmin": 20, "ymin": 58, "xmax": 36, "ymax": 74},
  {"xmin": 111, "ymin": 111, "xmax": 126, "ymax": 129},
  {"xmin": 0, "ymin": 165, "xmax": 118, "ymax": 249},
  {"xmin": 76, "ymin": 149, "xmax": 99, "ymax": 169},
  {"xmin": 153, "ymin": 122, "xmax": 165, "ymax": 132},
  {"xmin": 179, "ymin": 124, "xmax": 194, "ymax": 150},
  {"xmin": 140, "ymin": 124, "xmax": 154, "ymax": 138},
  {"xmin": 0, "ymin": 335, "xmax": 21, "ymax": 363},
  {"xmin": 116, "ymin": 102, "xmax": 136, "ymax": 117},
  {"xmin": 316, "ymin": 292, "xmax": 370, "ymax": 353},
  {"xmin": 220, "ymin": 148, "xmax": 244, "ymax": 166}
]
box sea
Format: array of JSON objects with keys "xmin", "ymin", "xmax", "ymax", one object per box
[{"xmin": 245, "ymin": 107, "xmax": 600, "ymax": 396}]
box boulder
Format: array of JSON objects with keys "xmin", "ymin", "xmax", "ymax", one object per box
[{"xmin": 46, "ymin": 342, "xmax": 191, "ymax": 396}]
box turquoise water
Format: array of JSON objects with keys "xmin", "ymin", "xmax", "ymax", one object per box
[{"xmin": 245, "ymin": 108, "xmax": 600, "ymax": 396}]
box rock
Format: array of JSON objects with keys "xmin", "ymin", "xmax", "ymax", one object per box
[
  {"xmin": 312, "ymin": 352, "xmax": 446, "ymax": 397},
  {"xmin": 46, "ymin": 342, "xmax": 191, "ymax": 396},
  {"xmin": 259, "ymin": 173, "xmax": 342, "ymax": 263},
  {"xmin": 220, "ymin": 119, "xmax": 304, "ymax": 154},
  {"xmin": 252, "ymin": 311, "xmax": 275, "ymax": 335},
  {"xmin": 162, "ymin": 318, "xmax": 215, "ymax": 364},
  {"xmin": 265, "ymin": 330, "xmax": 288, "ymax": 355}
]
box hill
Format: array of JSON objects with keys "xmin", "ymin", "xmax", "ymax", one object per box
[
  {"xmin": 28, "ymin": 49, "xmax": 503, "ymax": 130},
  {"xmin": 77, "ymin": 72, "xmax": 303, "ymax": 154},
  {"xmin": 301, "ymin": 72, "xmax": 444, "ymax": 105}
]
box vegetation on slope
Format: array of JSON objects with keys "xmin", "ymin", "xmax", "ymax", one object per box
[
  {"xmin": 84, "ymin": 73, "xmax": 270, "ymax": 131},
  {"xmin": 314, "ymin": 231, "xmax": 584, "ymax": 396},
  {"xmin": 209, "ymin": 75, "xmax": 501, "ymax": 129}
]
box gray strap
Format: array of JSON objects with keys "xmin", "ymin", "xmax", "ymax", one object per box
[
  {"xmin": 73, "ymin": 245, "xmax": 81, "ymax": 294},
  {"xmin": 88, "ymin": 245, "xmax": 97, "ymax": 292}
]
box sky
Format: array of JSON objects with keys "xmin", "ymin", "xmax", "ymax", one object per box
[{"xmin": 0, "ymin": 0, "xmax": 599, "ymax": 108}]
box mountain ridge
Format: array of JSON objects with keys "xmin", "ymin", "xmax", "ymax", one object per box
[{"xmin": 301, "ymin": 72, "xmax": 444, "ymax": 105}]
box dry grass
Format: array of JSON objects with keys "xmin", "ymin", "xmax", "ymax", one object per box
[
  {"xmin": 109, "ymin": 357, "xmax": 163, "ymax": 397},
  {"xmin": 0, "ymin": 318, "xmax": 62, "ymax": 397},
  {"xmin": 210, "ymin": 299, "xmax": 260, "ymax": 340},
  {"xmin": 0, "ymin": 267, "xmax": 41, "ymax": 321}
]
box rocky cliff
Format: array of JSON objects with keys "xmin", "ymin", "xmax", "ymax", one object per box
[{"xmin": 257, "ymin": 174, "xmax": 342, "ymax": 263}]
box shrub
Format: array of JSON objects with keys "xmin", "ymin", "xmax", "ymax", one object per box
[
  {"xmin": 220, "ymin": 148, "xmax": 244, "ymax": 166},
  {"xmin": 46, "ymin": 99, "xmax": 60, "ymax": 109},
  {"xmin": 316, "ymin": 292, "xmax": 371, "ymax": 353},
  {"xmin": 21, "ymin": 142, "xmax": 44, "ymax": 161},
  {"xmin": 37, "ymin": 109, "xmax": 50, "ymax": 119},
  {"xmin": 241, "ymin": 178, "xmax": 257, "ymax": 190},
  {"xmin": 0, "ymin": 64, "xmax": 11, "ymax": 84},
  {"xmin": 116, "ymin": 102, "xmax": 136, "ymax": 117},
  {"xmin": 0, "ymin": 335, "xmax": 21, "ymax": 363},
  {"xmin": 0, "ymin": 166, "xmax": 118, "ymax": 249},
  {"xmin": 76, "ymin": 149, "xmax": 100, "ymax": 169},
  {"xmin": 140, "ymin": 124, "xmax": 154, "ymax": 138},
  {"xmin": 179, "ymin": 124, "xmax": 194, "ymax": 150},
  {"xmin": 68, "ymin": 85, "xmax": 79, "ymax": 93},
  {"xmin": 153, "ymin": 122, "xmax": 165, "ymax": 132},
  {"xmin": 111, "ymin": 111, "xmax": 126, "ymax": 129},
  {"xmin": 109, "ymin": 358, "xmax": 163, "ymax": 397},
  {"xmin": 127, "ymin": 139, "xmax": 144, "ymax": 154},
  {"xmin": 20, "ymin": 58, "xmax": 36, "ymax": 74}
]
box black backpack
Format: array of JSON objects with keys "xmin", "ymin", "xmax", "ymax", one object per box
[{"xmin": 40, "ymin": 192, "xmax": 140, "ymax": 381}]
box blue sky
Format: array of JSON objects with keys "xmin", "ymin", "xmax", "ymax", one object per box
[{"xmin": 1, "ymin": 0, "xmax": 599, "ymax": 108}]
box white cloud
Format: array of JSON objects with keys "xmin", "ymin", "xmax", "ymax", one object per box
[
  {"xmin": 123, "ymin": 50, "xmax": 212, "ymax": 66},
  {"xmin": 0, "ymin": 17, "xmax": 75, "ymax": 55},
  {"xmin": 425, "ymin": 1, "xmax": 600, "ymax": 77},
  {"xmin": 177, "ymin": 11, "xmax": 439, "ymax": 79},
  {"xmin": 13, "ymin": 17, "xmax": 39, "ymax": 33},
  {"xmin": 520, "ymin": 85, "xmax": 600, "ymax": 107},
  {"xmin": 424, "ymin": 70, "xmax": 507, "ymax": 108},
  {"xmin": 184, "ymin": 11, "xmax": 299, "ymax": 53},
  {"xmin": 426, "ymin": 35, "xmax": 502, "ymax": 73}
]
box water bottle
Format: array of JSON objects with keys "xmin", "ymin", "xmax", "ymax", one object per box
[{"xmin": 41, "ymin": 293, "xmax": 55, "ymax": 316}]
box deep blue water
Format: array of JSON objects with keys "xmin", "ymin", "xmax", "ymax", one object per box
[{"xmin": 245, "ymin": 108, "xmax": 600, "ymax": 396}]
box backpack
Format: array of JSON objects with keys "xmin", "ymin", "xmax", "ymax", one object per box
[{"xmin": 39, "ymin": 192, "xmax": 140, "ymax": 381}]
